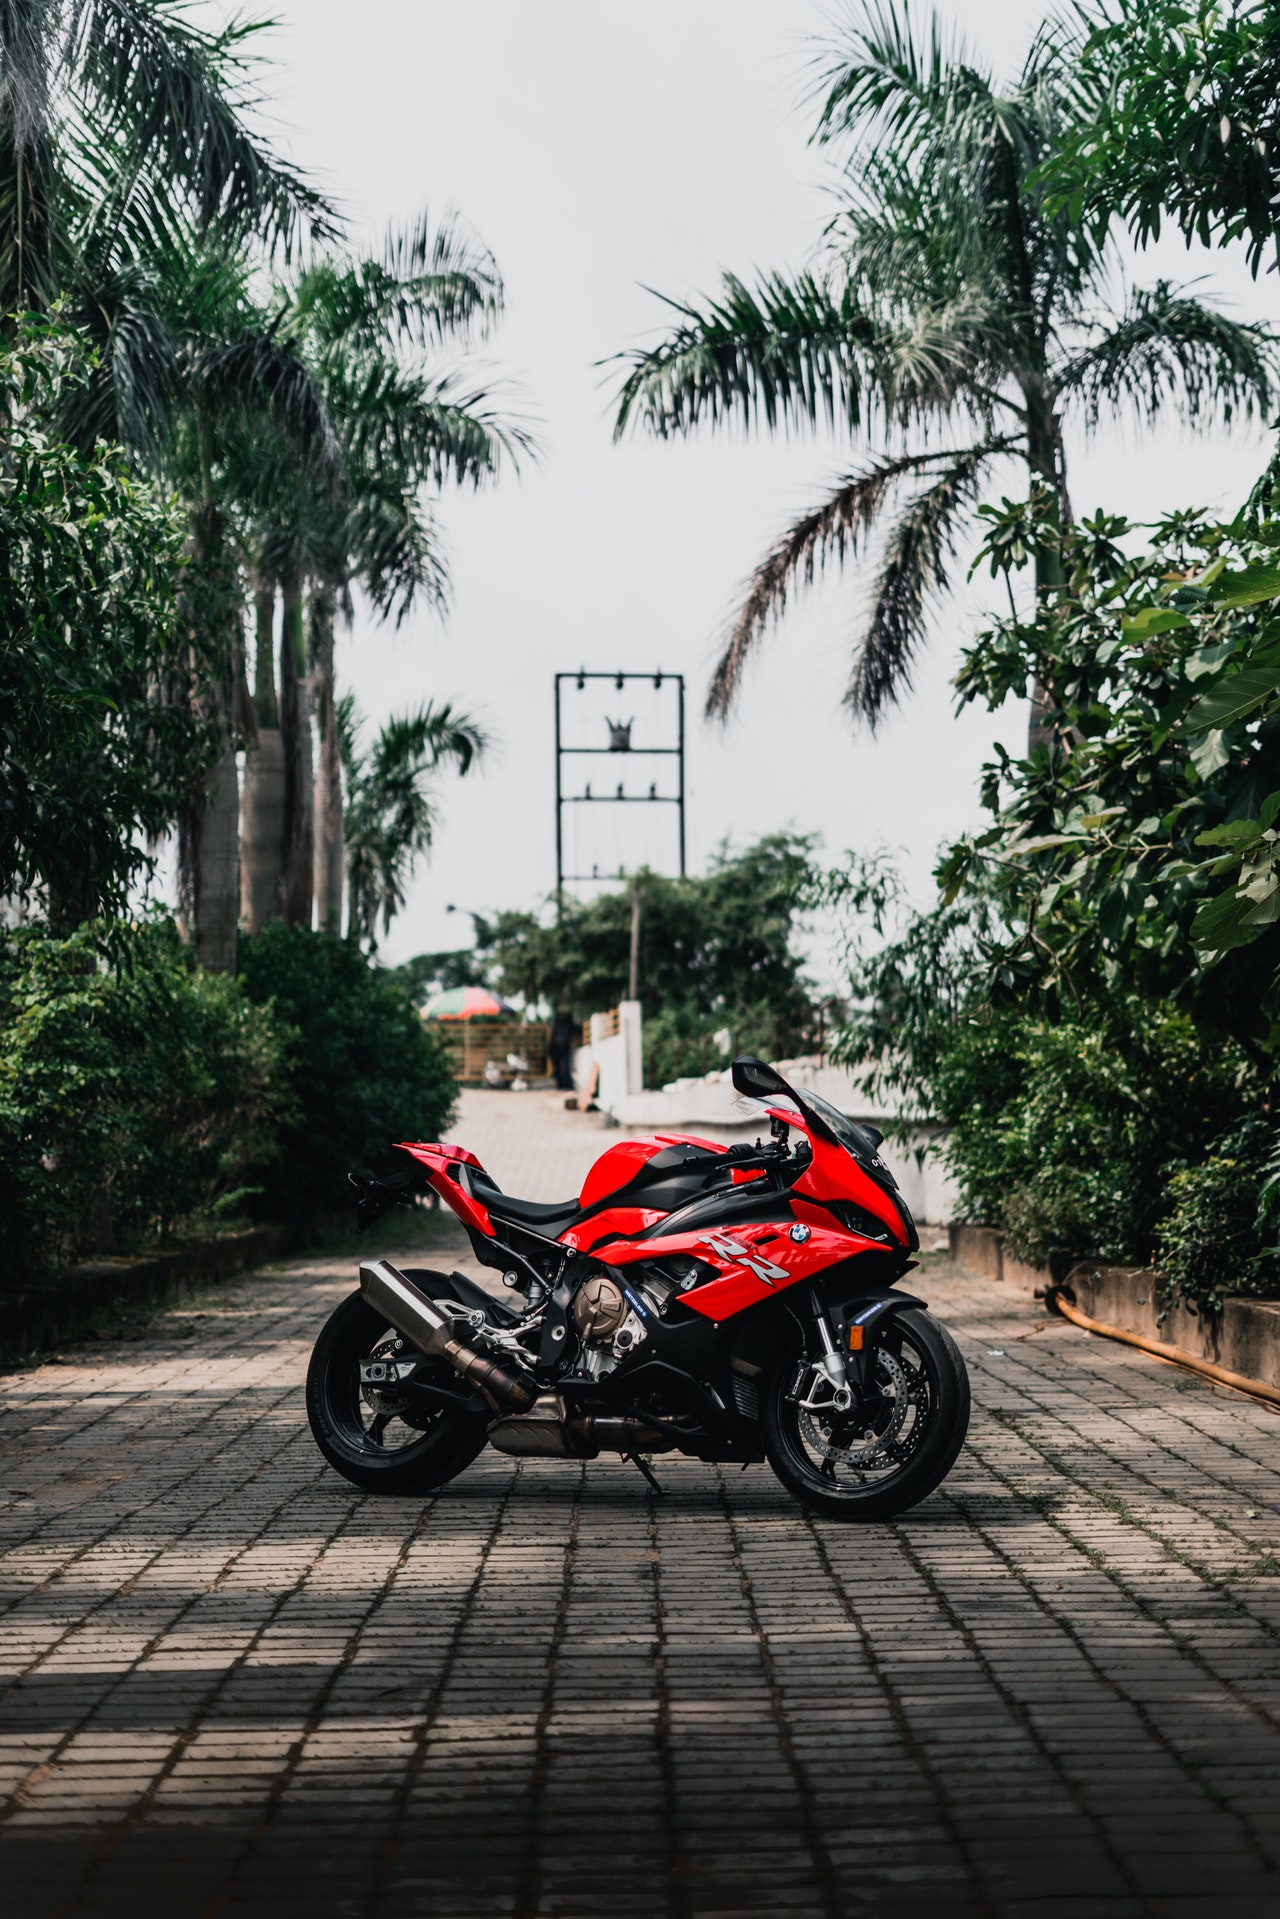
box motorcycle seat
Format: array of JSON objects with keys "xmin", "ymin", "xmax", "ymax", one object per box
[{"xmin": 469, "ymin": 1169, "xmax": 580, "ymax": 1232}]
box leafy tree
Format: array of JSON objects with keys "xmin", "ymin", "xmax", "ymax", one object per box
[
  {"xmin": 611, "ymin": 2, "xmax": 1273, "ymax": 737},
  {"xmin": 933, "ymin": 493, "xmax": 1280, "ymax": 1062},
  {"xmin": 477, "ymin": 837, "xmax": 820, "ymax": 1073},
  {"xmin": 822, "ymin": 848, "xmax": 1264, "ymax": 1272},
  {"xmin": 924, "ymin": 996, "xmax": 1253, "ymax": 1270},
  {"xmin": 1045, "ymin": 0, "xmax": 1280, "ymax": 276},
  {"xmin": 339, "ymin": 696, "xmax": 487, "ymax": 950},
  {"xmin": 390, "ymin": 947, "xmax": 490, "ymax": 1008},
  {"xmin": 0, "ymin": 319, "xmax": 219, "ymax": 921}
]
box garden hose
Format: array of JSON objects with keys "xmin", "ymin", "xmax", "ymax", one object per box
[{"xmin": 1045, "ymin": 1286, "xmax": 1280, "ymax": 1413}]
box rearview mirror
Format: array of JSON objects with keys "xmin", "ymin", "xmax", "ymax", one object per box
[{"xmin": 730, "ymin": 1055, "xmax": 791, "ymax": 1101}]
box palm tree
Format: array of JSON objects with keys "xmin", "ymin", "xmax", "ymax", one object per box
[
  {"xmin": 611, "ymin": 2, "xmax": 1277, "ymax": 740},
  {"xmin": 0, "ymin": 1, "xmax": 331, "ymax": 324},
  {"xmin": 236, "ymin": 210, "xmax": 532, "ymax": 936},
  {"xmin": 143, "ymin": 239, "xmax": 338, "ymax": 969},
  {"xmin": 1, "ymin": 3, "xmax": 337, "ymax": 968},
  {"xmin": 339, "ymin": 697, "xmax": 488, "ymax": 950}
]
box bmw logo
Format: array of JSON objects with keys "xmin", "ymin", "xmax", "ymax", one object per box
[{"xmin": 789, "ymin": 1223, "xmax": 811, "ymax": 1244}]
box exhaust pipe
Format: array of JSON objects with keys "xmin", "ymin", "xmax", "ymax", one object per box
[
  {"xmin": 359, "ymin": 1260, "xmax": 537, "ymax": 1413},
  {"xmin": 486, "ymin": 1393, "xmax": 679, "ymax": 1459}
]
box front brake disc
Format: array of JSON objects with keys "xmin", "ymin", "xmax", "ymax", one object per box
[{"xmin": 799, "ymin": 1348, "xmax": 912, "ymax": 1469}]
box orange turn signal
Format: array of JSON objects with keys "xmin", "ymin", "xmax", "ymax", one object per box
[{"xmin": 847, "ymin": 1325, "xmax": 864, "ymax": 1351}]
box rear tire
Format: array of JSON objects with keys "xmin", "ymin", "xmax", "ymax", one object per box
[
  {"xmin": 763, "ymin": 1306, "xmax": 969, "ymax": 1521},
  {"xmin": 306, "ymin": 1288, "xmax": 490, "ymax": 1495}
]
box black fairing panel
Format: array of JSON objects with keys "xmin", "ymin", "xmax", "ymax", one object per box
[
  {"xmin": 583, "ymin": 1312, "xmax": 765, "ymax": 1461},
  {"xmin": 646, "ymin": 1183, "xmax": 793, "ymax": 1237}
]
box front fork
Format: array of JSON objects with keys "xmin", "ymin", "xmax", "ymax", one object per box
[
  {"xmin": 810, "ymin": 1292, "xmax": 856, "ymax": 1412},
  {"xmin": 803, "ymin": 1290, "xmax": 906, "ymax": 1414}
]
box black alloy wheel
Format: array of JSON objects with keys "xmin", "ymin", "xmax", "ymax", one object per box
[
  {"xmin": 306, "ymin": 1289, "xmax": 490, "ymax": 1494},
  {"xmin": 762, "ymin": 1305, "xmax": 969, "ymax": 1521}
]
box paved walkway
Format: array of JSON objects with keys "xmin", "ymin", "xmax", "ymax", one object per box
[{"xmin": 2, "ymin": 1098, "xmax": 1280, "ymax": 1914}]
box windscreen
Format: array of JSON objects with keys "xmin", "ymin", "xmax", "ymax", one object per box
[{"xmin": 800, "ymin": 1090, "xmax": 894, "ymax": 1180}]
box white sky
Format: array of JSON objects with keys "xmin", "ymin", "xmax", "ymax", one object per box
[{"xmin": 198, "ymin": 0, "xmax": 1275, "ymax": 982}]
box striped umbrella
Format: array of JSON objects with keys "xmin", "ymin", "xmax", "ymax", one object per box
[{"xmin": 422, "ymin": 986, "xmax": 517, "ymax": 1020}]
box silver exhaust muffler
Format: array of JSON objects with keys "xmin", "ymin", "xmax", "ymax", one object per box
[
  {"xmin": 486, "ymin": 1392, "xmax": 679, "ymax": 1459},
  {"xmin": 359, "ymin": 1260, "xmax": 537, "ymax": 1413}
]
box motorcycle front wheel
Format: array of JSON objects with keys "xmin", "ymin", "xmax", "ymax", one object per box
[
  {"xmin": 306, "ymin": 1288, "xmax": 490, "ymax": 1495},
  {"xmin": 762, "ymin": 1306, "xmax": 969, "ymax": 1522}
]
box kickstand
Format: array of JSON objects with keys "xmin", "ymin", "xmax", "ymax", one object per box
[{"xmin": 625, "ymin": 1452, "xmax": 664, "ymax": 1496}]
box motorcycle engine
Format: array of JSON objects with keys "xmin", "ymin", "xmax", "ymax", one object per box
[{"xmin": 571, "ymin": 1271, "xmax": 647, "ymax": 1379}]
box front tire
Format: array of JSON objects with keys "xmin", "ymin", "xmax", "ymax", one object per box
[
  {"xmin": 763, "ymin": 1306, "xmax": 969, "ymax": 1521},
  {"xmin": 306, "ymin": 1288, "xmax": 490, "ymax": 1494}
]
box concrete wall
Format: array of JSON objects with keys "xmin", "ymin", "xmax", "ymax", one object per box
[
  {"xmin": 947, "ymin": 1228, "xmax": 1280, "ymax": 1395},
  {"xmin": 573, "ymin": 1001, "xmax": 642, "ymax": 1113},
  {"xmin": 587, "ymin": 1040, "xmax": 959, "ymax": 1225},
  {"xmin": 1068, "ymin": 1264, "xmax": 1280, "ymax": 1393}
]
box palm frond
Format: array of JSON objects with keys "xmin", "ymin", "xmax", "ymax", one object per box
[
  {"xmin": 848, "ymin": 441, "xmax": 1002, "ymax": 727},
  {"xmin": 0, "ymin": 0, "xmax": 57, "ymax": 147},
  {"xmin": 611, "ymin": 270, "xmax": 880, "ymax": 441},
  {"xmin": 375, "ymin": 208, "xmax": 502, "ymax": 345},
  {"xmin": 372, "ymin": 702, "xmax": 489, "ymax": 784},
  {"xmin": 60, "ymin": 262, "xmax": 177, "ymax": 455},
  {"xmin": 192, "ymin": 329, "xmax": 341, "ymax": 475},
  {"xmin": 289, "ymin": 208, "xmax": 503, "ymax": 355},
  {"xmin": 343, "ymin": 698, "xmax": 488, "ymax": 945},
  {"xmin": 810, "ymin": 0, "xmax": 978, "ymax": 155},
  {"xmin": 1055, "ymin": 281, "xmax": 1278, "ymax": 432},
  {"xmin": 332, "ymin": 353, "xmax": 537, "ymax": 488},
  {"xmin": 344, "ymin": 481, "xmax": 451, "ymax": 626},
  {"xmin": 67, "ymin": 0, "xmax": 339, "ymax": 251},
  {"xmin": 707, "ymin": 445, "xmax": 1006, "ymax": 719},
  {"xmin": 0, "ymin": 0, "xmax": 63, "ymax": 309}
]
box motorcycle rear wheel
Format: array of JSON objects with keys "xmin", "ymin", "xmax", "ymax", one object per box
[
  {"xmin": 762, "ymin": 1306, "xmax": 969, "ymax": 1521},
  {"xmin": 306, "ymin": 1288, "xmax": 490, "ymax": 1495}
]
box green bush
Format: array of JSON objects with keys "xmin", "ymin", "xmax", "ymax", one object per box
[
  {"xmin": 0, "ymin": 921, "xmax": 287, "ymax": 1280},
  {"xmin": 642, "ymin": 1003, "xmax": 806, "ymax": 1090},
  {"xmin": 237, "ymin": 925, "xmax": 456, "ymax": 1214},
  {"xmin": 932, "ymin": 1000, "xmax": 1255, "ymax": 1271},
  {"xmin": 1154, "ymin": 1120, "xmax": 1280, "ymax": 1318}
]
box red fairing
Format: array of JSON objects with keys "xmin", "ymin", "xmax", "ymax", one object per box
[
  {"xmin": 602, "ymin": 1219, "xmax": 891, "ymax": 1318},
  {"xmin": 577, "ymin": 1132, "xmax": 725, "ymax": 1209},
  {"xmin": 390, "ymin": 1078, "xmax": 912, "ymax": 1323},
  {"xmin": 763, "ymin": 1103, "xmax": 908, "ymax": 1246},
  {"xmin": 393, "ymin": 1141, "xmax": 493, "ymax": 1237}
]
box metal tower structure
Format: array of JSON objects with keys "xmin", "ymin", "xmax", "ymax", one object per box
[{"xmin": 554, "ymin": 670, "xmax": 685, "ymax": 894}]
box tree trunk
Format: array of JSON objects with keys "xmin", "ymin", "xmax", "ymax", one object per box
[
  {"xmin": 1025, "ymin": 391, "xmax": 1068, "ymax": 755},
  {"xmin": 239, "ymin": 578, "xmax": 285, "ymax": 935},
  {"xmin": 180, "ymin": 747, "xmax": 240, "ymax": 971},
  {"xmin": 279, "ymin": 572, "xmax": 314, "ymax": 929},
  {"xmin": 250, "ymin": 574, "xmax": 279, "ymax": 728},
  {"xmin": 176, "ymin": 503, "xmax": 242, "ymax": 970},
  {"xmin": 239, "ymin": 730, "xmax": 286, "ymax": 934},
  {"xmin": 311, "ymin": 584, "xmax": 344, "ymax": 931}
]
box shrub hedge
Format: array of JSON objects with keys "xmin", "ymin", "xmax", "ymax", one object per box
[
  {"xmin": 0, "ymin": 921, "xmax": 286, "ymax": 1279},
  {"xmin": 0, "ymin": 920, "xmax": 457, "ymax": 1283},
  {"xmin": 237, "ymin": 924, "xmax": 456, "ymax": 1215},
  {"xmin": 932, "ymin": 998, "xmax": 1262, "ymax": 1275}
]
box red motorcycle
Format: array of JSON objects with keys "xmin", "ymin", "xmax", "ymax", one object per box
[{"xmin": 306, "ymin": 1056, "xmax": 969, "ymax": 1519}]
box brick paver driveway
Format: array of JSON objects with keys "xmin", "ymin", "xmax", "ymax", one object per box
[{"xmin": 4, "ymin": 1093, "xmax": 1280, "ymax": 1915}]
